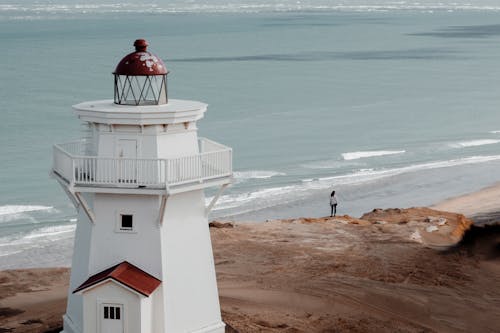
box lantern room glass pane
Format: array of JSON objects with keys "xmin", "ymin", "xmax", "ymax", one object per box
[{"xmin": 114, "ymin": 74, "xmax": 167, "ymax": 105}]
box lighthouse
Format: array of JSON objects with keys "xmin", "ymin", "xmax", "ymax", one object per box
[{"xmin": 52, "ymin": 40, "xmax": 232, "ymax": 333}]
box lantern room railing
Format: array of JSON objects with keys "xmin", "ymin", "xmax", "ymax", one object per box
[{"xmin": 52, "ymin": 138, "xmax": 232, "ymax": 190}]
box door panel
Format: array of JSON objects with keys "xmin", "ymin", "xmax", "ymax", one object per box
[{"xmin": 117, "ymin": 139, "xmax": 137, "ymax": 183}]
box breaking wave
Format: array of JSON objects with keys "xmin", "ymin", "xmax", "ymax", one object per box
[
  {"xmin": 449, "ymin": 139, "xmax": 500, "ymax": 148},
  {"xmin": 0, "ymin": 205, "xmax": 54, "ymax": 216},
  {"xmin": 342, "ymin": 150, "xmax": 405, "ymax": 160},
  {"xmin": 234, "ymin": 170, "xmax": 286, "ymax": 181},
  {"xmin": 0, "ymin": 205, "xmax": 56, "ymax": 224},
  {"xmin": 0, "ymin": 224, "xmax": 75, "ymax": 261},
  {"xmin": 210, "ymin": 155, "xmax": 500, "ymax": 216},
  {"xmin": 2, "ymin": 1, "xmax": 500, "ymax": 18}
]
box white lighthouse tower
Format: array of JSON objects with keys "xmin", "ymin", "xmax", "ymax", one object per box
[{"xmin": 52, "ymin": 39, "xmax": 232, "ymax": 333}]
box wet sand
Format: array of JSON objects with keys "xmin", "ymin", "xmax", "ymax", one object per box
[
  {"xmin": 1, "ymin": 187, "xmax": 500, "ymax": 332},
  {"xmin": 433, "ymin": 181, "xmax": 500, "ymax": 219}
]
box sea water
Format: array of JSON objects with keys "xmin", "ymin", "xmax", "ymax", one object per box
[{"xmin": 2, "ymin": 1, "xmax": 500, "ymax": 268}]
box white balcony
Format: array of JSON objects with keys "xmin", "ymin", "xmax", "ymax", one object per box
[{"xmin": 52, "ymin": 138, "xmax": 232, "ymax": 194}]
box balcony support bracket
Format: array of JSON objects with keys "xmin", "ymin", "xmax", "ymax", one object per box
[
  {"xmin": 53, "ymin": 174, "xmax": 80, "ymax": 209},
  {"xmin": 205, "ymin": 184, "xmax": 228, "ymax": 216},
  {"xmin": 74, "ymin": 192, "xmax": 96, "ymax": 225},
  {"xmin": 158, "ymin": 194, "xmax": 169, "ymax": 226}
]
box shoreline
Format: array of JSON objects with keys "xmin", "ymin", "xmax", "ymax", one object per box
[
  {"xmin": 1, "ymin": 184, "xmax": 500, "ymax": 332},
  {"xmin": 432, "ymin": 181, "xmax": 500, "ymax": 221}
]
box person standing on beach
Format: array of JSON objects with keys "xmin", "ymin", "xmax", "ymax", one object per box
[{"xmin": 330, "ymin": 190, "xmax": 338, "ymax": 217}]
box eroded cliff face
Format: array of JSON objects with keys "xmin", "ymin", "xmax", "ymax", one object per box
[
  {"xmin": 210, "ymin": 209, "xmax": 499, "ymax": 333},
  {"xmin": 251, "ymin": 207, "xmax": 473, "ymax": 249},
  {"xmin": 360, "ymin": 207, "xmax": 473, "ymax": 248}
]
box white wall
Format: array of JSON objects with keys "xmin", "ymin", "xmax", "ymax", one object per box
[
  {"xmin": 140, "ymin": 295, "xmax": 152, "ymax": 333},
  {"xmin": 65, "ymin": 193, "xmax": 95, "ymax": 333},
  {"xmin": 89, "ymin": 194, "xmax": 162, "ymax": 278},
  {"xmin": 160, "ymin": 189, "xmax": 224, "ymax": 333},
  {"xmin": 94, "ymin": 123, "xmax": 199, "ymax": 160},
  {"xmin": 156, "ymin": 128, "xmax": 199, "ymax": 159},
  {"xmin": 82, "ymin": 281, "xmax": 143, "ymax": 333}
]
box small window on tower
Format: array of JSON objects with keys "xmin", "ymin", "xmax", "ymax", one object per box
[{"xmin": 120, "ymin": 214, "xmax": 133, "ymax": 230}]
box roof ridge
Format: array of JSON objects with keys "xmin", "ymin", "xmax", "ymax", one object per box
[{"xmin": 73, "ymin": 261, "xmax": 162, "ymax": 297}]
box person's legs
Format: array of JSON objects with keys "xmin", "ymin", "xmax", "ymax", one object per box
[
  {"xmin": 330, "ymin": 205, "xmax": 333, "ymax": 217},
  {"xmin": 334, "ymin": 204, "xmax": 337, "ymax": 216}
]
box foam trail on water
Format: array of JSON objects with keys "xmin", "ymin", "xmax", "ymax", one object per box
[
  {"xmin": 2, "ymin": 1, "xmax": 500, "ymax": 17},
  {"xmin": 489, "ymin": 130, "xmax": 500, "ymax": 134},
  {"xmin": 234, "ymin": 170, "xmax": 286, "ymax": 181},
  {"xmin": 0, "ymin": 224, "xmax": 76, "ymax": 260},
  {"xmin": 210, "ymin": 155, "xmax": 500, "ymax": 215},
  {"xmin": 0, "ymin": 205, "xmax": 54, "ymax": 216},
  {"xmin": 342, "ymin": 150, "xmax": 405, "ymax": 160},
  {"xmin": 449, "ymin": 139, "xmax": 500, "ymax": 148},
  {"xmin": 321, "ymin": 155, "xmax": 500, "ymax": 184},
  {"xmin": 20, "ymin": 225, "xmax": 76, "ymax": 241}
]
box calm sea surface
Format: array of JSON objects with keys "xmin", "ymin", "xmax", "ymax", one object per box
[{"xmin": 2, "ymin": 1, "xmax": 500, "ymax": 268}]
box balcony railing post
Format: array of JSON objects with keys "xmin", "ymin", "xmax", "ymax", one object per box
[{"xmin": 71, "ymin": 158, "xmax": 75, "ymax": 185}]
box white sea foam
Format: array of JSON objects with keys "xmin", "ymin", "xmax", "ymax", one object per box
[
  {"xmin": 449, "ymin": 139, "xmax": 500, "ymax": 148},
  {"xmin": 210, "ymin": 155, "xmax": 500, "ymax": 215},
  {"xmin": 489, "ymin": 130, "xmax": 500, "ymax": 134},
  {"xmin": 301, "ymin": 159, "xmax": 357, "ymax": 169},
  {"xmin": 342, "ymin": 150, "xmax": 405, "ymax": 160},
  {"xmin": 0, "ymin": 205, "xmax": 54, "ymax": 216},
  {"xmin": 0, "ymin": 205, "xmax": 59, "ymax": 226},
  {"xmin": 2, "ymin": 1, "xmax": 500, "ymax": 17},
  {"xmin": 21, "ymin": 224, "xmax": 76, "ymax": 241},
  {"xmin": 321, "ymin": 155, "xmax": 500, "ymax": 184},
  {"xmin": 208, "ymin": 184, "xmax": 301, "ymax": 212},
  {"xmin": 0, "ymin": 224, "xmax": 75, "ymax": 259},
  {"xmin": 234, "ymin": 170, "xmax": 285, "ymax": 181},
  {"xmin": 0, "ymin": 224, "xmax": 75, "ymax": 245}
]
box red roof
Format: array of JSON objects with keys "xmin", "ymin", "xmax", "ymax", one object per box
[
  {"xmin": 74, "ymin": 261, "xmax": 161, "ymax": 297},
  {"xmin": 114, "ymin": 39, "xmax": 168, "ymax": 76}
]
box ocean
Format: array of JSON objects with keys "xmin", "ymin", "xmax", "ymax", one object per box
[{"xmin": 2, "ymin": 0, "xmax": 500, "ymax": 268}]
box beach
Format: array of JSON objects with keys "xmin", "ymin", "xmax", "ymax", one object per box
[{"xmin": 1, "ymin": 184, "xmax": 499, "ymax": 333}]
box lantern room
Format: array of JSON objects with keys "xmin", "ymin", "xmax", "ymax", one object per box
[{"xmin": 113, "ymin": 39, "xmax": 168, "ymax": 105}]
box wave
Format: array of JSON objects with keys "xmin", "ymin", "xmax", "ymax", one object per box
[
  {"xmin": 0, "ymin": 224, "xmax": 76, "ymax": 269},
  {"xmin": 234, "ymin": 170, "xmax": 285, "ymax": 181},
  {"xmin": 20, "ymin": 224, "xmax": 76, "ymax": 241},
  {"xmin": 2, "ymin": 1, "xmax": 500, "ymax": 17},
  {"xmin": 0, "ymin": 205, "xmax": 54, "ymax": 216},
  {"xmin": 0, "ymin": 224, "xmax": 75, "ymax": 251},
  {"xmin": 449, "ymin": 139, "xmax": 500, "ymax": 148},
  {"xmin": 209, "ymin": 184, "xmax": 302, "ymax": 213},
  {"xmin": 321, "ymin": 155, "xmax": 500, "ymax": 184},
  {"xmin": 489, "ymin": 130, "xmax": 500, "ymax": 134},
  {"xmin": 342, "ymin": 150, "xmax": 405, "ymax": 160},
  {"xmin": 301, "ymin": 159, "xmax": 360, "ymax": 169},
  {"xmin": 210, "ymin": 154, "xmax": 500, "ymax": 215}
]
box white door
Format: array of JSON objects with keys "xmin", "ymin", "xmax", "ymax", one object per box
[
  {"xmin": 117, "ymin": 139, "xmax": 137, "ymax": 183},
  {"xmin": 101, "ymin": 304, "xmax": 124, "ymax": 333}
]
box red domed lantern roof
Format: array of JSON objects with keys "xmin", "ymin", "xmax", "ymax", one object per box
[{"xmin": 114, "ymin": 39, "xmax": 168, "ymax": 76}]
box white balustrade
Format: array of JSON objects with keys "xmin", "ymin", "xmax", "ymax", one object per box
[{"xmin": 52, "ymin": 138, "xmax": 232, "ymax": 189}]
